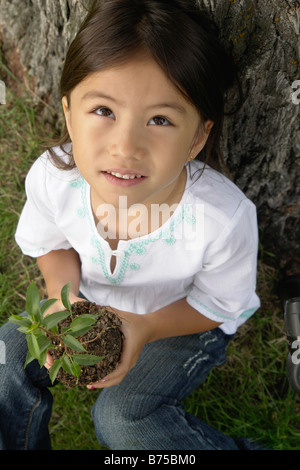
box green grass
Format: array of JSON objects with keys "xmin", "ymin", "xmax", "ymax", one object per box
[
  {"xmin": 0, "ymin": 84, "xmax": 44, "ymax": 318},
  {"xmin": 0, "ymin": 67, "xmax": 299, "ymax": 450},
  {"xmin": 184, "ymin": 263, "xmax": 300, "ymax": 449}
]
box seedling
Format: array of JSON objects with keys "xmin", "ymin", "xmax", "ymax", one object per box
[{"xmin": 8, "ymin": 282, "xmax": 105, "ymax": 384}]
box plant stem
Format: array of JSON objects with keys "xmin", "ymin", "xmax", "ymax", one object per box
[{"xmin": 38, "ymin": 325, "xmax": 66, "ymax": 348}]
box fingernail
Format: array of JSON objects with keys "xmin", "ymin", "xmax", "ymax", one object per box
[{"xmin": 90, "ymin": 386, "xmax": 95, "ymax": 389}]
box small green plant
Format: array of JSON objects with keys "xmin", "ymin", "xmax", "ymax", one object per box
[{"xmin": 8, "ymin": 282, "xmax": 105, "ymax": 384}]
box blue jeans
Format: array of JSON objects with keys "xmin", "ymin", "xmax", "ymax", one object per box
[{"xmin": 0, "ymin": 316, "xmax": 261, "ymax": 450}]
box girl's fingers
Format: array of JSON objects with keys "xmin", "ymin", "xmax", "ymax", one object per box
[
  {"xmin": 86, "ymin": 311, "xmax": 147, "ymax": 389},
  {"xmin": 87, "ymin": 347, "xmax": 132, "ymax": 389},
  {"xmin": 86, "ymin": 363, "xmax": 128, "ymax": 389},
  {"xmin": 44, "ymin": 351, "xmax": 54, "ymax": 370}
]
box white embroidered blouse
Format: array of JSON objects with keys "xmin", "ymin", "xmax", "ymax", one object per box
[{"xmin": 15, "ymin": 147, "xmax": 260, "ymax": 335}]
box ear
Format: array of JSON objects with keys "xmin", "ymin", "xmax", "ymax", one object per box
[
  {"xmin": 188, "ymin": 120, "xmax": 214, "ymax": 161},
  {"xmin": 62, "ymin": 96, "xmax": 73, "ymax": 141}
]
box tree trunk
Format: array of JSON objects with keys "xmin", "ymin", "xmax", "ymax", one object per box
[
  {"xmin": 0, "ymin": 0, "xmax": 299, "ymax": 271},
  {"xmin": 0, "ymin": 0, "xmax": 94, "ymax": 105},
  {"xmin": 198, "ymin": 0, "xmax": 300, "ymax": 274}
]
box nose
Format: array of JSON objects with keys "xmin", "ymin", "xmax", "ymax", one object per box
[{"xmin": 108, "ymin": 119, "xmax": 144, "ymax": 160}]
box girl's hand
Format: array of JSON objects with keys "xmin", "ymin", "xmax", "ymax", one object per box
[
  {"xmin": 43, "ymin": 293, "xmax": 86, "ymax": 370},
  {"xmin": 87, "ymin": 310, "xmax": 152, "ymax": 389}
]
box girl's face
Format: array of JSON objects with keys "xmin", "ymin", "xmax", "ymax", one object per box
[{"xmin": 63, "ymin": 56, "xmax": 212, "ymax": 210}]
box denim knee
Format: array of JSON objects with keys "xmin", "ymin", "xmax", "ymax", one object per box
[
  {"xmin": 91, "ymin": 331, "xmax": 235, "ymax": 450},
  {"xmin": 91, "ymin": 387, "xmax": 223, "ymax": 451},
  {"xmin": 91, "ymin": 387, "xmax": 143, "ymax": 449},
  {"xmin": 0, "ymin": 319, "xmax": 53, "ymax": 449}
]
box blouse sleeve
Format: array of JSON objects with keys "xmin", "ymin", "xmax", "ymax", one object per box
[
  {"xmin": 15, "ymin": 158, "xmax": 72, "ymax": 257},
  {"xmin": 186, "ymin": 198, "xmax": 259, "ymax": 324}
]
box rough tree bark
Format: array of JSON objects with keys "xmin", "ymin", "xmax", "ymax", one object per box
[{"xmin": 0, "ymin": 0, "xmax": 299, "ymax": 271}]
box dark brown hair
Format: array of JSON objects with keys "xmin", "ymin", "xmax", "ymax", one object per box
[{"xmin": 48, "ymin": 0, "xmax": 239, "ymax": 174}]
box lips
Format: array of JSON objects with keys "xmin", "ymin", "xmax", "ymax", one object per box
[
  {"xmin": 104, "ymin": 171, "xmax": 143, "ymax": 180},
  {"xmin": 101, "ymin": 169, "xmax": 147, "ymax": 187},
  {"xmin": 103, "ymin": 169, "xmax": 146, "ymax": 179}
]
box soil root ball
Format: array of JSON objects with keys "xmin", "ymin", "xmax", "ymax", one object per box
[{"xmin": 49, "ymin": 301, "xmax": 123, "ymax": 388}]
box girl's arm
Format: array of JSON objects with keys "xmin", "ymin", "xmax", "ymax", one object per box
[
  {"xmin": 142, "ymin": 298, "xmax": 221, "ymax": 342},
  {"xmin": 37, "ymin": 248, "xmax": 81, "ymax": 300},
  {"xmin": 88, "ymin": 298, "xmax": 221, "ymax": 389}
]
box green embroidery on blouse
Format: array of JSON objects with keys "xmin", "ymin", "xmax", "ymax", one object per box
[
  {"xmin": 129, "ymin": 263, "xmax": 140, "ymax": 271},
  {"xmin": 74, "ymin": 178, "xmax": 196, "ymax": 285},
  {"xmin": 188, "ymin": 295, "xmax": 257, "ymax": 321},
  {"xmin": 70, "ymin": 179, "xmax": 84, "ymax": 189},
  {"xmin": 240, "ymin": 307, "xmax": 257, "ymax": 319},
  {"xmin": 188, "ymin": 295, "xmax": 234, "ymax": 320},
  {"xmin": 70, "ymin": 177, "xmax": 89, "ymax": 218}
]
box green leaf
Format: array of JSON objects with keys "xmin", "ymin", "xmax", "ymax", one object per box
[
  {"xmin": 32, "ymin": 335, "xmax": 52, "ymax": 367},
  {"xmin": 49, "ymin": 358, "xmax": 63, "ymax": 384},
  {"xmin": 43, "ymin": 309, "xmax": 72, "ymax": 329},
  {"xmin": 61, "ymin": 355, "xmax": 73, "ymax": 374},
  {"xmin": 68, "ymin": 326, "xmax": 94, "ymax": 338},
  {"xmin": 71, "ymin": 354, "xmax": 105, "ymax": 366},
  {"xmin": 17, "ymin": 325, "xmax": 32, "ymax": 334},
  {"xmin": 24, "ymin": 350, "xmax": 35, "ymax": 368},
  {"xmin": 63, "ymin": 334, "xmax": 88, "ymax": 353},
  {"xmin": 68, "ymin": 315, "xmax": 98, "ymax": 337},
  {"xmin": 40, "ymin": 298, "xmax": 58, "ymax": 317},
  {"xmin": 8, "ymin": 314, "xmax": 32, "ymax": 329},
  {"xmin": 70, "ymin": 314, "xmax": 99, "ymax": 327},
  {"xmin": 61, "ymin": 282, "xmax": 72, "ymax": 312},
  {"xmin": 37, "ymin": 335, "xmax": 52, "ymax": 353},
  {"xmin": 50, "ymin": 325, "xmax": 58, "ymax": 334},
  {"xmin": 38, "ymin": 349, "xmax": 48, "ymax": 368},
  {"xmin": 70, "ymin": 360, "xmax": 81, "ymax": 379},
  {"xmin": 27, "ymin": 321, "xmax": 41, "ymax": 334},
  {"xmin": 26, "ymin": 333, "xmax": 41, "ymax": 361},
  {"xmin": 25, "ymin": 282, "xmax": 41, "ymax": 321},
  {"xmin": 62, "ymin": 356, "xmax": 81, "ymax": 379}
]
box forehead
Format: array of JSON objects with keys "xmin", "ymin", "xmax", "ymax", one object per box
[{"xmin": 70, "ymin": 56, "xmax": 196, "ymax": 114}]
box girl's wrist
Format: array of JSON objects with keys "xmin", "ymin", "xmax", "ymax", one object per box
[
  {"xmin": 141, "ymin": 312, "xmax": 163, "ymax": 344},
  {"xmin": 113, "ymin": 309, "xmax": 154, "ymax": 345}
]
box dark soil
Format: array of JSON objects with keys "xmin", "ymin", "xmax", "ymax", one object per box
[{"xmin": 48, "ymin": 301, "xmax": 123, "ymax": 388}]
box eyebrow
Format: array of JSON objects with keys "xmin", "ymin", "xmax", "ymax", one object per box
[
  {"xmin": 81, "ymin": 90, "xmax": 186, "ymax": 115},
  {"xmin": 81, "ymin": 91, "xmax": 116, "ymax": 102},
  {"xmin": 81, "ymin": 90, "xmax": 115, "ymax": 101},
  {"xmin": 148, "ymin": 103, "xmax": 186, "ymax": 115}
]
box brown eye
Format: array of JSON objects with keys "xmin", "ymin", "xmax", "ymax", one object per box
[
  {"xmin": 94, "ymin": 107, "xmax": 115, "ymax": 118},
  {"xmin": 149, "ymin": 116, "xmax": 171, "ymax": 126}
]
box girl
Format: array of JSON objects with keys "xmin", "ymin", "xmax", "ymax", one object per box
[{"xmin": 0, "ymin": 0, "xmax": 262, "ymax": 450}]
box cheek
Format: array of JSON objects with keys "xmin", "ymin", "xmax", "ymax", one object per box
[
  {"xmin": 161, "ymin": 135, "xmax": 191, "ymax": 163},
  {"xmin": 72, "ymin": 119, "xmax": 102, "ymax": 148}
]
